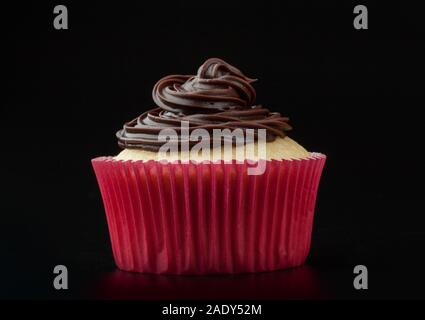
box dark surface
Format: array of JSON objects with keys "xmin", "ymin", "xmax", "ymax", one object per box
[{"xmin": 3, "ymin": 1, "xmax": 425, "ymax": 299}]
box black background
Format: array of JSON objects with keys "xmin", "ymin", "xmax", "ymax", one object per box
[{"xmin": 3, "ymin": 0, "xmax": 425, "ymax": 300}]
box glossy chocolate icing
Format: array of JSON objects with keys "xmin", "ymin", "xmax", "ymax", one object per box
[{"xmin": 116, "ymin": 58, "xmax": 292, "ymax": 151}]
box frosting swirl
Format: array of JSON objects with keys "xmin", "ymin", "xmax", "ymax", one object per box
[{"xmin": 117, "ymin": 58, "xmax": 292, "ymax": 151}]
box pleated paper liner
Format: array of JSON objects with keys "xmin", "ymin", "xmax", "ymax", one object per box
[{"xmin": 92, "ymin": 154, "xmax": 326, "ymax": 274}]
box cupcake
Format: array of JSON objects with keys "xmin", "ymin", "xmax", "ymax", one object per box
[{"xmin": 92, "ymin": 58, "xmax": 326, "ymax": 274}]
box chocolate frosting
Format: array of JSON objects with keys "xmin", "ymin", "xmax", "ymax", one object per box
[{"xmin": 116, "ymin": 58, "xmax": 292, "ymax": 151}]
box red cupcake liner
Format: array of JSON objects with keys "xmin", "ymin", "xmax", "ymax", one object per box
[{"xmin": 92, "ymin": 154, "xmax": 326, "ymax": 274}]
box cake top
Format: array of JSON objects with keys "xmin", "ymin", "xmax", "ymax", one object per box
[{"xmin": 116, "ymin": 58, "xmax": 292, "ymax": 151}]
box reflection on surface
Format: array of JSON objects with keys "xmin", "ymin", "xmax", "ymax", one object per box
[{"xmin": 86, "ymin": 265, "xmax": 331, "ymax": 299}]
